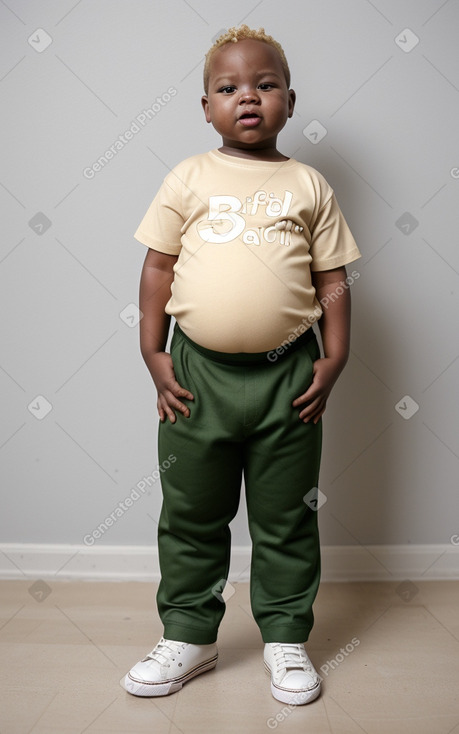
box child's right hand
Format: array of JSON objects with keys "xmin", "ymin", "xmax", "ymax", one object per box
[{"xmin": 147, "ymin": 352, "xmax": 194, "ymax": 423}]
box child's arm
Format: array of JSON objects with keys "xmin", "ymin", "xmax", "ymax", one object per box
[
  {"xmin": 139, "ymin": 248, "xmax": 194, "ymax": 423},
  {"xmin": 292, "ymin": 266, "xmax": 350, "ymax": 424}
]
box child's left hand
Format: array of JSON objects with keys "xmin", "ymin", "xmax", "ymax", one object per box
[{"xmin": 292, "ymin": 357, "xmax": 345, "ymax": 423}]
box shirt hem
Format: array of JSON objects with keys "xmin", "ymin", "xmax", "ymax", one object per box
[
  {"xmin": 310, "ymin": 249, "xmax": 361, "ymax": 272},
  {"xmin": 134, "ymin": 231, "xmax": 181, "ymax": 256}
]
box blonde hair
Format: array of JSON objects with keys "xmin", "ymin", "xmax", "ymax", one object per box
[{"xmin": 203, "ymin": 24, "xmax": 291, "ymax": 94}]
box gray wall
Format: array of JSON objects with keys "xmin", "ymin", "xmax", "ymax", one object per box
[{"xmin": 1, "ymin": 0, "xmax": 458, "ymax": 549}]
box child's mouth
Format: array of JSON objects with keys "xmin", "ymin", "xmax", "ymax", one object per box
[{"xmin": 238, "ymin": 113, "xmax": 262, "ymax": 127}]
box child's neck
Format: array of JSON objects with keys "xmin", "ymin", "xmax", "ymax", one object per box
[{"xmin": 218, "ymin": 144, "xmax": 289, "ymax": 162}]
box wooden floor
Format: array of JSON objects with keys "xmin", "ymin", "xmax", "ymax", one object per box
[{"xmin": 1, "ymin": 579, "xmax": 459, "ymax": 733}]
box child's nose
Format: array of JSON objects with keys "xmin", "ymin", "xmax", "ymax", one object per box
[{"xmin": 239, "ymin": 88, "xmax": 260, "ymax": 104}]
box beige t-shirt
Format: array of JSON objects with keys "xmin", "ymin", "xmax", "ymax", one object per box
[{"xmin": 134, "ymin": 149, "xmax": 361, "ymax": 352}]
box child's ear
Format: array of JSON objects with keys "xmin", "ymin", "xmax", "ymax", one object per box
[
  {"xmin": 201, "ymin": 95, "xmax": 211, "ymax": 123},
  {"xmin": 288, "ymin": 89, "xmax": 296, "ymax": 118}
]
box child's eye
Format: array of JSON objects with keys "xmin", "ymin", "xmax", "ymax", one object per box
[
  {"xmin": 258, "ymin": 83, "xmax": 274, "ymax": 90},
  {"xmin": 219, "ymin": 86, "xmax": 236, "ymax": 94}
]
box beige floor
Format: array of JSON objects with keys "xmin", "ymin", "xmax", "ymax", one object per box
[{"xmin": 1, "ymin": 580, "xmax": 459, "ymax": 734}]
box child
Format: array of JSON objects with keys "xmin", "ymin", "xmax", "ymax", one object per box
[{"xmin": 122, "ymin": 25, "xmax": 361, "ymax": 705}]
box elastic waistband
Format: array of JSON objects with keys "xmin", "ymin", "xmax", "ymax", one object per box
[{"xmin": 174, "ymin": 323, "xmax": 316, "ymax": 366}]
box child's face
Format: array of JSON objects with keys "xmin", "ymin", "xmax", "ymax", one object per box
[{"xmin": 202, "ymin": 39, "xmax": 295, "ymax": 153}]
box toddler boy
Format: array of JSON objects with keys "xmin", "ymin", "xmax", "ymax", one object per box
[{"xmin": 122, "ymin": 25, "xmax": 360, "ymax": 705}]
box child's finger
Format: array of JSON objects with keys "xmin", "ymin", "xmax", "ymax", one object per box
[
  {"xmin": 159, "ymin": 394, "xmax": 177, "ymax": 423},
  {"xmin": 292, "ymin": 384, "xmax": 318, "ymax": 407},
  {"xmin": 165, "ymin": 390, "xmax": 191, "ymax": 418},
  {"xmin": 173, "ymin": 384, "xmax": 194, "ymax": 401},
  {"xmin": 299, "ymin": 397, "xmax": 325, "ymax": 422},
  {"xmin": 298, "ymin": 396, "xmax": 321, "ymax": 420}
]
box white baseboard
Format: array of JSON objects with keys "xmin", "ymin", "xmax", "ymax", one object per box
[{"xmin": 1, "ymin": 543, "xmax": 458, "ymax": 582}]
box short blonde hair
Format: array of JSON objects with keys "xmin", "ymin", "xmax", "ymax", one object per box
[{"xmin": 203, "ymin": 24, "xmax": 291, "ymax": 94}]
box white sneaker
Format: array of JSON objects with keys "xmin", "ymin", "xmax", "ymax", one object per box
[
  {"xmin": 264, "ymin": 642, "xmax": 321, "ymax": 705},
  {"xmin": 121, "ymin": 636, "xmax": 218, "ymax": 697}
]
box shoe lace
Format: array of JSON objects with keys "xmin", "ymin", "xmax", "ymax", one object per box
[
  {"xmin": 143, "ymin": 638, "xmax": 186, "ymax": 668},
  {"xmin": 273, "ymin": 643, "xmax": 312, "ymax": 673}
]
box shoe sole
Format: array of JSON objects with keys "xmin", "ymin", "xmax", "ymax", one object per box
[
  {"xmin": 122, "ymin": 654, "xmax": 218, "ymax": 697},
  {"xmin": 264, "ymin": 661, "xmax": 321, "ymax": 705}
]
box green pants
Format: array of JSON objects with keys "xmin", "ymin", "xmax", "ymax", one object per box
[{"xmin": 157, "ymin": 323, "xmax": 322, "ymax": 644}]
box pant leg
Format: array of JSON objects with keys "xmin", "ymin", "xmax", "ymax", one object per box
[
  {"xmin": 156, "ymin": 327, "xmax": 244, "ymax": 644},
  {"xmin": 243, "ymin": 335, "xmax": 323, "ymax": 643}
]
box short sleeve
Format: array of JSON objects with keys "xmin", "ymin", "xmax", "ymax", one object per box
[
  {"xmin": 309, "ymin": 193, "xmax": 361, "ymax": 271},
  {"xmin": 133, "ymin": 172, "xmax": 184, "ymax": 256}
]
